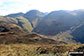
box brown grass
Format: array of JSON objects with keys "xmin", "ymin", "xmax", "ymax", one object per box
[{"xmin": 0, "ymin": 43, "xmax": 83, "ymax": 56}]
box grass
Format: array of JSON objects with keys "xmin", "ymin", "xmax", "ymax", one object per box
[
  {"xmin": 0, "ymin": 31, "xmax": 83, "ymax": 56},
  {"xmin": 16, "ymin": 16, "xmax": 33, "ymax": 32},
  {"xmin": 0, "ymin": 16, "xmax": 33, "ymax": 33},
  {"xmin": 0, "ymin": 44, "xmax": 83, "ymax": 56}
]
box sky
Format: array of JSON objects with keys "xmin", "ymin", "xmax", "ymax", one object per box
[{"xmin": 0, "ymin": 0, "xmax": 84, "ymax": 15}]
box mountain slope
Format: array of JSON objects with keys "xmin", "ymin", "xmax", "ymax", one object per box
[
  {"xmin": 33, "ymin": 10, "xmax": 81, "ymax": 35},
  {"xmin": 24, "ymin": 10, "xmax": 45, "ymax": 28},
  {"xmin": 0, "ymin": 16, "xmax": 33, "ymax": 32},
  {"xmin": 5, "ymin": 12, "xmax": 24, "ymax": 18},
  {"xmin": 0, "ymin": 22, "xmax": 24, "ymax": 33},
  {"xmin": 33, "ymin": 10, "xmax": 84, "ymax": 43},
  {"xmin": 0, "ymin": 22, "xmax": 60, "ymax": 44},
  {"xmin": 16, "ymin": 16, "xmax": 33, "ymax": 32}
]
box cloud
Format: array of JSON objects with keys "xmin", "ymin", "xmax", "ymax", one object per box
[
  {"xmin": 0, "ymin": 0, "xmax": 84, "ymax": 15},
  {"xmin": 0, "ymin": 0, "xmax": 28, "ymax": 15},
  {"xmin": 0, "ymin": 1, "xmax": 3, "ymax": 5},
  {"xmin": 0, "ymin": 0, "xmax": 33, "ymax": 15}
]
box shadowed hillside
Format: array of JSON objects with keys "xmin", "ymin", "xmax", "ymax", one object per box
[
  {"xmin": 32, "ymin": 10, "xmax": 84, "ymax": 44},
  {"xmin": 0, "ymin": 22, "xmax": 59, "ymax": 44},
  {"xmin": 33, "ymin": 10, "xmax": 82, "ymax": 35},
  {"xmin": 24, "ymin": 10, "xmax": 45, "ymax": 28}
]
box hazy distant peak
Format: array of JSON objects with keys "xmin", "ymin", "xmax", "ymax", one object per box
[
  {"xmin": 24, "ymin": 10, "xmax": 44, "ymax": 15},
  {"xmin": 27, "ymin": 10, "xmax": 40, "ymax": 12}
]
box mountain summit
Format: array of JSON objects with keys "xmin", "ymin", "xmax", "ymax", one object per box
[{"xmin": 24, "ymin": 10, "xmax": 45, "ymax": 28}]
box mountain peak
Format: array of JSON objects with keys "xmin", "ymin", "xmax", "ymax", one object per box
[
  {"xmin": 26, "ymin": 10, "xmax": 40, "ymax": 13},
  {"xmin": 24, "ymin": 10, "xmax": 45, "ymax": 28}
]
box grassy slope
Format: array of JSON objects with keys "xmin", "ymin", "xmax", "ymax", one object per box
[
  {"xmin": 0, "ymin": 19, "xmax": 83, "ymax": 56},
  {"xmin": 24, "ymin": 10, "xmax": 45, "ymax": 28},
  {"xmin": 0, "ymin": 44, "xmax": 83, "ymax": 56},
  {"xmin": 0, "ymin": 16, "xmax": 33, "ymax": 32},
  {"xmin": 16, "ymin": 16, "xmax": 33, "ymax": 32},
  {"xmin": 0, "ymin": 30, "xmax": 83, "ymax": 56}
]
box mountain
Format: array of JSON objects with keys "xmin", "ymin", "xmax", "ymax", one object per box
[
  {"xmin": 0, "ymin": 22, "xmax": 24, "ymax": 33},
  {"xmin": 33, "ymin": 10, "xmax": 82, "ymax": 35},
  {"xmin": 0, "ymin": 16, "xmax": 33, "ymax": 32},
  {"xmin": 50, "ymin": 23, "xmax": 84, "ymax": 43},
  {"xmin": 0, "ymin": 22, "xmax": 61, "ymax": 44},
  {"xmin": 2, "ymin": 9, "xmax": 84, "ymax": 43},
  {"xmin": 0, "ymin": 21, "xmax": 83, "ymax": 56},
  {"xmin": 16, "ymin": 16, "xmax": 33, "ymax": 32},
  {"xmin": 32, "ymin": 10, "xmax": 84, "ymax": 43},
  {"xmin": 44, "ymin": 12, "xmax": 49, "ymax": 15},
  {"xmin": 1, "ymin": 10, "xmax": 84, "ymax": 56},
  {"xmin": 24, "ymin": 10, "xmax": 45, "ymax": 28},
  {"xmin": 5, "ymin": 12, "xmax": 24, "ymax": 18},
  {"xmin": 71, "ymin": 24, "xmax": 84, "ymax": 43}
]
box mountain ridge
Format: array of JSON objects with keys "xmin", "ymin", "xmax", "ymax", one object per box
[{"xmin": 2, "ymin": 9, "xmax": 84, "ymax": 43}]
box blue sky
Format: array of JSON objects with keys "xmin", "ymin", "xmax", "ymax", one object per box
[{"xmin": 0, "ymin": 0, "xmax": 84, "ymax": 15}]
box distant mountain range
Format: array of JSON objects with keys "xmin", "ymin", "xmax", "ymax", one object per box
[
  {"xmin": 33, "ymin": 10, "xmax": 84, "ymax": 43},
  {"xmin": 0, "ymin": 9, "xmax": 84, "ymax": 43}
]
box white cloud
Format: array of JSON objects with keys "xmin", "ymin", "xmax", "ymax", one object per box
[
  {"xmin": 0, "ymin": 1, "xmax": 3, "ymax": 5},
  {"xmin": 0, "ymin": 0, "xmax": 84, "ymax": 15}
]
